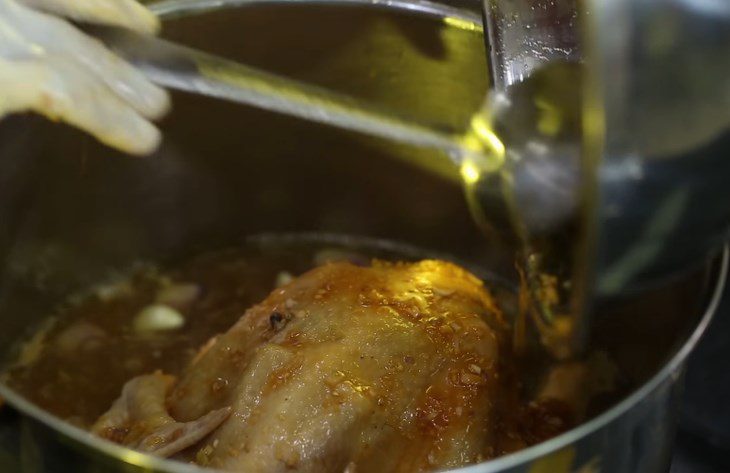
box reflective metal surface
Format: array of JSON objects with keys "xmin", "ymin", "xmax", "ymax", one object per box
[
  {"xmin": 587, "ymin": 0, "xmax": 730, "ymax": 296},
  {"xmin": 88, "ymin": 24, "xmax": 471, "ymax": 164},
  {"xmin": 482, "ymin": 0, "xmax": 579, "ymax": 90},
  {"xmin": 474, "ymin": 0, "xmax": 730, "ymax": 356}
]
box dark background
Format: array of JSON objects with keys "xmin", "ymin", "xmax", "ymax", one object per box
[{"xmin": 670, "ymin": 286, "xmax": 730, "ymax": 473}]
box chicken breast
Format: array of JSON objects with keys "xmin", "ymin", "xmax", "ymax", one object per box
[{"xmin": 94, "ymin": 260, "xmax": 509, "ymax": 472}]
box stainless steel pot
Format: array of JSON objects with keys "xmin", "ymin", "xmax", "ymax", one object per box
[
  {"xmin": 0, "ymin": 1, "xmax": 726, "ymax": 472},
  {"xmin": 475, "ymin": 0, "xmax": 730, "ymax": 357}
]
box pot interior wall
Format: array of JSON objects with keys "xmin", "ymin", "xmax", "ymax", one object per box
[{"xmin": 0, "ymin": 3, "xmax": 492, "ymax": 362}]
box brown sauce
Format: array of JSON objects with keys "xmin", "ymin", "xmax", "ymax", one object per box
[{"xmin": 2, "ymin": 235, "xmax": 580, "ymax": 460}]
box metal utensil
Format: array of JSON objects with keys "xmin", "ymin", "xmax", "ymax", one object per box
[{"xmin": 87, "ymin": 24, "xmax": 473, "ymax": 163}]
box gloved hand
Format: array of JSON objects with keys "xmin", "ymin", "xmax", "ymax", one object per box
[{"xmin": 0, "ymin": 0, "xmax": 170, "ymax": 155}]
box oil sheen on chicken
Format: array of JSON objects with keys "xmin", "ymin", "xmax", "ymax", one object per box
[{"xmin": 92, "ymin": 260, "xmax": 510, "ymax": 472}]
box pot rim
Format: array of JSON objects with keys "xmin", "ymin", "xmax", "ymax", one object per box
[
  {"xmin": 0, "ymin": 0, "xmax": 727, "ymax": 470},
  {"xmin": 148, "ymin": 0, "xmax": 484, "ymax": 30}
]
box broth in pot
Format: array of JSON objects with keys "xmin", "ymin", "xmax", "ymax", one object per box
[{"xmin": 4, "ymin": 235, "xmax": 611, "ymax": 471}]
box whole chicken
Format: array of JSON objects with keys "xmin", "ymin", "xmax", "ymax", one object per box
[{"xmin": 93, "ymin": 260, "xmax": 510, "ymax": 472}]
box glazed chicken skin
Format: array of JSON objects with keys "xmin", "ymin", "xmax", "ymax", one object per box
[{"xmin": 93, "ymin": 260, "xmax": 509, "ymax": 472}]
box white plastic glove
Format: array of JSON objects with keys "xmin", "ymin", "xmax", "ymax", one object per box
[{"xmin": 0, "ymin": 0, "xmax": 170, "ymax": 155}]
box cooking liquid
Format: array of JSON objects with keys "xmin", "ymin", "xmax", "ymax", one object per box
[
  {"xmin": 2, "ymin": 5, "xmax": 593, "ymax": 453},
  {"xmin": 459, "ymin": 60, "xmax": 588, "ymax": 358},
  {"xmin": 110, "ymin": 0, "xmax": 587, "ymax": 358},
  {"xmin": 1, "ymin": 234, "xmax": 574, "ymax": 457}
]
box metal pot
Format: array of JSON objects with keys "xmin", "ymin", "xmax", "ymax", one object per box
[{"xmin": 0, "ymin": 1, "xmax": 726, "ymax": 472}]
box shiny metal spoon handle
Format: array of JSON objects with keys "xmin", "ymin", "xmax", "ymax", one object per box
[{"xmin": 87, "ymin": 25, "xmax": 469, "ymax": 164}]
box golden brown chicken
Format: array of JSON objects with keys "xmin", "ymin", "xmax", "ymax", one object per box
[{"xmin": 93, "ymin": 260, "xmax": 510, "ymax": 472}]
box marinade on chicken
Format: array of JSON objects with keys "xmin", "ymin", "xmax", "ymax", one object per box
[{"xmin": 92, "ymin": 260, "xmax": 511, "ymax": 472}]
